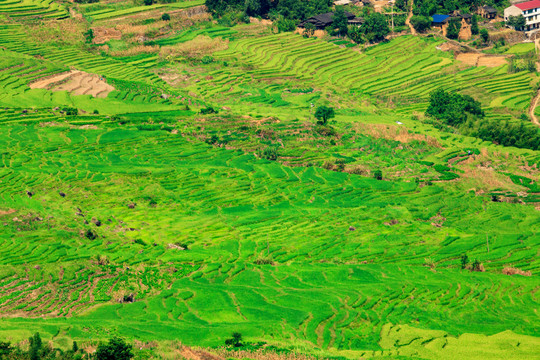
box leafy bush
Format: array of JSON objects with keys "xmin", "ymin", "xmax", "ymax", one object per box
[
  {"xmin": 201, "ymin": 55, "xmax": 214, "ymax": 64},
  {"xmin": 200, "ymin": 106, "xmax": 217, "ymax": 114},
  {"xmin": 373, "ymin": 170, "xmax": 382, "ymax": 180},
  {"xmin": 257, "ymin": 146, "xmax": 279, "ymax": 160},
  {"xmin": 161, "ymin": 13, "xmax": 170, "ymax": 21},
  {"xmin": 96, "ymin": 338, "xmax": 133, "ymax": 360},
  {"xmin": 275, "ymin": 17, "xmax": 296, "ymax": 32},
  {"xmin": 410, "ymin": 15, "xmax": 431, "ymax": 32},
  {"xmin": 63, "ymin": 107, "xmax": 79, "ymax": 116}
]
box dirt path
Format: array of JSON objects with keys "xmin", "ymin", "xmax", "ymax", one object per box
[
  {"xmin": 528, "ymin": 88, "xmax": 540, "ymax": 127},
  {"xmin": 405, "ymin": 0, "xmax": 416, "ymax": 35}
]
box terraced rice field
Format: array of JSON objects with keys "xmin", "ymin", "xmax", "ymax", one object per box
[
  {"xmin": 0, "ymin": 10, "xmax": 538, "ymax": 360},
  {"xmin": 0, "ymin": 124, "xmax": 538, "ymax": 358},
  {"xmin": 195, "ymin": 34, "xmax": 533, "ymax": 113},
  {"xmin": 0, "ymin": 0, "xmax": 67, "ymax": 19}
]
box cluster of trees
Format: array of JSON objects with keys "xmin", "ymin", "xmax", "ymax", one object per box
[
  {"xmin": 206, "ymin": 0, "xmax": 332, "ymax": 20},
  {"xmin": 506, "ymin": 15, "xmax": 526, "ymax": 30},
  {"xmin": 206, "ymin": 0, "xmax": 390, "ymax": 42},
  {"xmin": 0, "ymin": 334, "xmax": 133, "ymax": 360},
  {"xmin": 426, "ymin": 89, "xmax": 540, "ymax": 151},
  {"xmin": 462, "ymin": 117, "xmax": 540, "ymax": 150},
  {"xmin": 425, "ymin": 88, "xmax": 484, "ymax": 126},
  {"xmin": 413, "ymin": 0, "xmax": 506, "ymax": 17}
]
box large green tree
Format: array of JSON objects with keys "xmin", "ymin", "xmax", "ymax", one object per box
[
  {"xmin": 314, "ymin": 106, "xmax": 335, "ymax": 125},
  {"xmin": 410, "ymin": 15, "xmax": 431, "ymax": 32},
  {"xmin": 362, "ymin": 12, "xmax": 390, "ymax": 43},
  {"xmin": 332, "ymin": 6, "xmax": 349, "ymax": 36}
]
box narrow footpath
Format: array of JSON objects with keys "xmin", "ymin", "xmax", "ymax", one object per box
[{"xmin": 528, "ymin": 87, "xmax": 540, "ymax": 126}]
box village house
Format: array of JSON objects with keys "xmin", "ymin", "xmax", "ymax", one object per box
[
  {"xmin": 504, "ymin": 0, "xmax": 540, "ymax": 30},
  {"xmin": 478, "ymin": 5, "xmax": 497, "ymax": 19},
  {"xmin": 431, "ymin": 13, "xmax": 472, "ymax": 40},
  {"xmin": 299, "ymin": 11, "xmax": 363, "ymax": 29}
]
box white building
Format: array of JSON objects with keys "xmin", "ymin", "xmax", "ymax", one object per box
[{"xmin": 504, "ymin": 0, "xmax": 540, "ymax": 30}]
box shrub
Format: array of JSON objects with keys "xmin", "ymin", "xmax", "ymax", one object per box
[
  {"xmin": 471, "ymin": 259, "xmax": 483, "ymax": 272},
  {"xmin": 257, "ymin": 146, "xmax": 279, "ymax": 161},
  {"xmin": 315, "ymin": 125, "xmax": 336, "ymax": 137},
  {"xmin": 63, "ymin": 107, "xmax": 79, "ymax": 116},
  {"xmin": 161, "ymin": 13, "xmax": 170, "ymax": 21},
  {"xmin": 373, "ymin": 170, "xmax": 382, "ymax": 180},
  {"xmin": 480, "ymin": 28, "xmax": 489, "ymax": 44},
  {"xmin": 276, "ymin": 17, "xmax": 296, "ymax": 33},
  {"xmin": 85, "ymin": 229, "xmax": 97, "ymax": 240},
  {"xmin": 96, "ymin": 338, "xmax": 133, "ymax": 360},
  {"xmin": 134, "ymin": 239, "xmax": 147, "ymax": 246},
  {"xmin": 144, "ymin": 0, "xmax": 153, "ymax": 5},
  {"xmin": 201, "ymin": 55, "xmax": 214, "ymax": 64},
  {"xmin": 200, "ymin": 106, "xmax": 217, "ymax": 114}
]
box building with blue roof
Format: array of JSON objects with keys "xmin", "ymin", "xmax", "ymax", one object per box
[{"xmin": 432, "ymin": 14, "xmax": 450, "ymax": 26}]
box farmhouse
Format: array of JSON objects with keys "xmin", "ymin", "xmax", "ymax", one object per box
[
  {"xmin": 504, "ymin": 0, "xmax": 540, "ymax": 30},
  {"xmin": 299, "ymin": 11, "xmax": 361, "ymax": 29},
  {"xmin": 478, "ymin": 5, "xmax": 497, "ymax": 19},
  {"xmin": 432, "ymin": 14, "xmax": 450, "ymax": 28}
]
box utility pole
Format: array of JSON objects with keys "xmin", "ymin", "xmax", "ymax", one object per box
[{"xmin": 392, "ymin": 1, "xmax": 395, "ymax": 33}]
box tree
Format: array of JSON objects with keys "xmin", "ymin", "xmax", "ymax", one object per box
[
  {"xmin": 0, "ymin": 341, "xmax": 12, "ymax": 358},
  {"xmin": 446, "ymin": 18, "xmax": 461, "ymax": 40},
  {"xmin": 245, "ymin": 0, "xmax": 270, "ymax": 17},
  {"xmin": 410, "ymin": 15, "xmax": 431, "ymax": 32},
  {"xmin": 225, "ymin": 332, "xmax": 243, "ymax": 347},
  {"xmin": 362, "ymin": 12, "xmax": 390, "ymax": 43},
  {"xmin": 161, "ymin": 13, "xmax": 170, "ymax": 21},
  {"xmin": 373, "ymin": 170, "xmax": 382, "ymax": 180},
  {"xmin": 480, "ymin": 28, "xmax": 489, "ymax": 43},
  {"xmin": 303, "ymin": 22, "xmax": 316, "ymax": 38},
  {"xmin": 507, "ymin": 15, "xmax": 526, "ymax": 30},
  {"xmin": 314, "ymin": 105, "xmax": 335, "ymax": 125},
  {"xmin": 72, "ymin": 341, "xmax": 79, "ymax": 353},
  {"xmin": 471, "ymin": 14, "xmax": 478, "ymax": 35},
  {"xmin": 28, "ymin": 333, "xmax": 42, "ymax": 360},
  {"xmin": 96, "ymin": 338, "xmax": 133, "ymax": 360},
  {"xmin": 332, "ymin": 6, "xmax": 348, "ymax": 36},
  {"xmin": 348, "ymin": 25, "xmax": 364, "ymax": 43},
  {"xmin": 460, "ymin": 254, "xmax": 469, "ymax": 269},
  {"xmin": 275, "ymin": 17, "xmax": 296, "ymax": 33},
  {"xmin": 143, "ymin": 0, "xmax": 153, "ymax": 5},
  {"xmin": 84, "ymin": 29, "xmax": 94, "ymax": 44}
]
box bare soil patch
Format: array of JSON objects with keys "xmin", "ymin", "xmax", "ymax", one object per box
[
  {"xmin": 455, "ymin": 53, "xmax": 508, "ymax": 67},
  {"xmin": 29, "ymin": 70, "xmax": 115, "ymax": 98},
  {"xmin": 92, "ymin": 26, "xmax": 122, "ymax": 44}
]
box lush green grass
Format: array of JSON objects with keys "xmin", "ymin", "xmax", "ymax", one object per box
[{"xmin": 504, "ymin": 43, "xmax": 535, "ymax": 55}]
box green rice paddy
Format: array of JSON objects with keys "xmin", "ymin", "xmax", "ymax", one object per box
[{"xmin": 0, "ymin": 6, "xmax": 538, "ymax": 359}]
